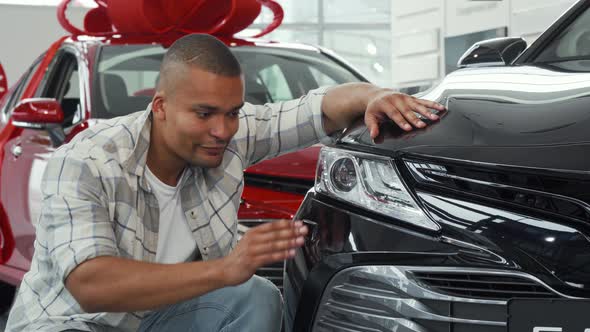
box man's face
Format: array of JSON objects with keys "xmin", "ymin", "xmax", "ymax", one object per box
[{"xmin": 156, "ymin": 65, "xmax": 244, "ymax": 168}]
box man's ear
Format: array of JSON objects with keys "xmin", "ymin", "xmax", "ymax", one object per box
[{"xmin": 152, "ymin": 92, "xmax": 166, "ymax": 121}]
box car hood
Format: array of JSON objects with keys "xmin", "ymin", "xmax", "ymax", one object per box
[
  {"xmin": 340, "ymin": 64, "xmax": 590, "ymax": 174},
  {"xmin": 337, "ymin": 64, "xmax": 590, "ymax": 291}
]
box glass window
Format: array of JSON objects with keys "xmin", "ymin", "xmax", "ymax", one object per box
[
  {"xmin": 0, "ymin": 79, "xmax": 23, "ymax": 124},
  {"xmin": 323, "ymin": 0, "xmax": 390, "ymax": 24},
  {"xmin": 38, "ymin": 51, "xmax": 83, "ymax": 127},
  {"xmin": 535, "ymin": 6, "xmax": 590, "ymax": 63},
  {"xmin": 234, "ymin": 46, "xmax": 363, "ymax": 103},
  {"xmin": 1, "ymin": 56, "xmax": 43, "ymax": 123},
  {"xmin": 64, "ymin": 68, "xmax": 80, "ymax": 99},
  {"xmin": 0, "ymin": 87, "xmax": 10, "ymax": 112},
  {"xmin": 93, "ymin": 45, "xmax": 363, "ymax": 118},
  {"xmin": 61, "ymin": 65, "xmax": 82, "ymax": 127},
  {"xmin": 309, "ymin": 67, "xmax": 338, "ymax": 86},
  {"xmin": 107, "ymin": 70, "xmax": 159, "ymax": 96},
  {"xmin": 94, "ymin": 45, "xmax": 165, "ymax": 118},
  {"xmin": 257, "ymin": 64, "xmax": 293, "ymax": 102},
  {"xmin": 323, "ymin": 30, "xmax": 391, "ymax": 87}
]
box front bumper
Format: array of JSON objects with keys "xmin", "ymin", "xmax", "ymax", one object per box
[
  {"xmin": 285, "ymin": 192, "xmax": 587, "ymax": 332},
  {"xmin": 311, "ymin": 265, "xmax": 563, "ymax": 332}
]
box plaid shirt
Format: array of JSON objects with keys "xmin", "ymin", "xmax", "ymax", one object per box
[{"xmin": 6, "ymin": 87, "xmax": 332, "ymax": 332}]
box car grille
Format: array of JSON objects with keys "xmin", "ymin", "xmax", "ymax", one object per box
[
  {"xmin": 411, "ymin": 271, "xmax": 557, "ymax": 300},
  {"xmin": 255, "ymin": 262, "xmax": 284, "ymax": 292},
  {"xmin": 403, "ymin": 159, "xmax": 590, "ymax": 223},
  {"xmin": 312, "ymin": 266, "xmax": 563, "ymax": 332}
]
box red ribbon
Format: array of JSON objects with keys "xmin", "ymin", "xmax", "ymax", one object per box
[{"xmin": 57, "ymin": 0, "xmax": 283, "ymax": 38}]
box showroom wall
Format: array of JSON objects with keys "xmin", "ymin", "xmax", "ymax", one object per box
[
  {"xmin": 391, "ymin": 0, "xmax": 578, "ymax": 91},
  {"xmin": 0, "ymin": 4, "xmax": 85, "ymax": 87},
  {"xmin": 390, "ymin": 0, "xmax": 444, "ymax": 93},
  {"xmin": 0, "ymin": 0, "xmax": 581, "ymax": 92},
  {"xmin": 241, "ymin": 0, "xmax": 393, "ymax": 87}
]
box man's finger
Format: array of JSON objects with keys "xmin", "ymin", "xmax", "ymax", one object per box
[
  {"xmin": 251, "ymin": 236, "xmax": 305, "ymax": 255},
  {"xmin": 415, "ymin": 98, "xmax": 445, "ymax": 111},
  {"xmin": 392, "ymin": 98, "xmax": 425, "ymax": 128},
  {"xmin": 365, "ymin": 114, "xmax": 380, "ymax": 139},
  {"xmin": 254, "ymin": 225, "xmax": 308, "ymax": 244},
  {"xmin": 250, "ymin": 219, "xmax": 294, "ymax": 234},
  {"xmin": 389, "ymin": 111, "xmax": 413, "ymax": 131},
  {"xmin": 381, "ymin": 102, "xmax": 412, "ymax": 131},
  {"xmin": 256, "ymin": 249, "xmax": 296, "ymax": 267},
  {"xmin": 410, "ymin": 101, "xmax": 439, "ymax": 121}
]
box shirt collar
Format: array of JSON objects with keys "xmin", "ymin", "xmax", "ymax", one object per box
[
  {"xmin": 120, "ymin": 103, "xmax": 197, "ymax": 192},
  {"xmin": 121, "ymin": 103, "xmax": 153, "ymax": 179}
]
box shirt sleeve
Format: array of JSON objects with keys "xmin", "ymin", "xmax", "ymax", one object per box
[
  {"xmin": 38, "ymin": 149, "xmax": 119, "ymax": 283},
  {"xmin": 233, "ymin": 86, "xmax": 338, "ymax": 167}
]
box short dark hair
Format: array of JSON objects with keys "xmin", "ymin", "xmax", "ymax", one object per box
[{"xmin": 162, "ymin": 33, "xmax": 241, "ymax": 76}]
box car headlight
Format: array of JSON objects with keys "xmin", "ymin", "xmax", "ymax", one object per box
[{"xmin": 315, "ymin": 146, "xmax": 440, "ymax": 231}]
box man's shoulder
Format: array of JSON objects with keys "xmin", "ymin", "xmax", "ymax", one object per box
[{"xmin": 54, "ymin": 111, "xmax": 146, "ymax": 163}]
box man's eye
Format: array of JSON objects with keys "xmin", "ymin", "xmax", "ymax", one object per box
[
  {"xmin": 228, "ymin": 111, "xmax": 240, "ymax": 118},
  {"xmin": 197, "ymin": 112, "xmax": 211, "ymax": 118}
]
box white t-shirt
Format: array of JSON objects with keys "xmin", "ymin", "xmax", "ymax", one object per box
[{"xmin": 145, "ymin": 166, "xmax": 197, "ymax": 264}]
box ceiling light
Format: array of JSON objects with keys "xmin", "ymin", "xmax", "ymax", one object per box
[
  {"xmin": 373, "ymin": 62, "xmax": 384, "ymax": 73},
  {"xmin": 367, "ymin": 43, "xmax": 377, "ymax": 55}
]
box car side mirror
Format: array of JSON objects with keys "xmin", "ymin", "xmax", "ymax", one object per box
[
  {"xmin": 12, "ymin": 98, "xmax": 66, "ymax": 146},
  {"xmin": 458, "ymin": 37, "xmax": 527, "ymax": 68}
]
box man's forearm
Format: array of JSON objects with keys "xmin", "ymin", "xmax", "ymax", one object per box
[
  {"xmin": 66, "ymin": 256, "xmax": 228, "ymax": 313},
  {"xmin": 321, "ymin": 83, "xmax": 387, "ymax": 134}
]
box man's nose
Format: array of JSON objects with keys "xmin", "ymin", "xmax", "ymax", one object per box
[{"xmin": 209, "ymin": 117, "xmax": 232, "ymax": 141}]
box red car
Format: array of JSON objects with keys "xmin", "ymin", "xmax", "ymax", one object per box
[{"xmin": 0, "ymin": 0, "xmax": 366, "ymax": 313}]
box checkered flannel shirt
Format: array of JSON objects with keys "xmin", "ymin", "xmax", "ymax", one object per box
[{"xmin": 6, "ymin": 87, "xmax": 333, "ymax": 332}]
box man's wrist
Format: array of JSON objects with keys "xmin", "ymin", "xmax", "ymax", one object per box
[
  {"xmin": 188, "ymin": 258, "xmax": 231, "ymax": 289},
  {"xmin": 321, "ymin": 83, "xmax": 388, "ymax": 134},
  {"xmin": 211, "ymin": 257, "xmax": 232, "ymax": 288},
  {"xmin": 364, "ymin": 87, "xmax": 393, "ymax": 109}
]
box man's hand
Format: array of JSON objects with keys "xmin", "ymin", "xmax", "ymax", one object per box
[
  {"xmin": 320, "ymin": 83, "xmax": 446, "ymax": 139},
  {"xmin": 65, "ymin": 221, "xmax": 307, "ymax": 312},
  {"xmin": 365, "ymin": 90, "xmax": 446, "ymax": 139},
  {"xmin": 221, "ymin": 220, "xmax": 308, "ymax": 286}
]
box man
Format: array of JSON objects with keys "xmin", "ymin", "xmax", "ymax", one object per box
[{"xmin": 6, "ymin": 34, "xmax": 443, "ymax": 332}]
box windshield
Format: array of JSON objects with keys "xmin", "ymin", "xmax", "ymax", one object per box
[
  {"xmin": 534, "ymin": 4, "xmax": 590, "ymax": 68},
  {"xmin": 93, "ymin": 44, "xmax": 363, "ymax": 118}
]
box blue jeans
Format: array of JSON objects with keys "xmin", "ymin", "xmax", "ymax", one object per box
[{"xmin": 137, "ymin": 275, "xmax": 283, "ymax": 332}]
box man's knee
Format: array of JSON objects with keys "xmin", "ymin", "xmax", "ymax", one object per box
[
  {"xmin": 250, "ymin": 275, "xmax": 280, "ymax": 293},
  {"xmin": 231, "ymin": 275, "xmax": 282, "ymax": 331},
  {"xmin": 138, "ymin": 276, "xmax": 283, "ymax": 332},
  {"xmin": 231, "ymin": 275, "xmax": 282, "ymax": 310},
  {"xmin": 221, "ymin": 275, "xmax": 282, "ymax": 323}
]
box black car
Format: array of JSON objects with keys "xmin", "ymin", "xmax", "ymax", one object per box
[{"xmin": 284, "ymin": 1, "xmax": 590, "ymax": 331}]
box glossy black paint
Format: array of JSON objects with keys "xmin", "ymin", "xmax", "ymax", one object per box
[
  {"xmin": 286, "ymin": 191, "xmax": 590, "ymax": 331},
  {"xmin": 458, "ymin": 37, "xmax": 527, "ymax": 67},
  {"xmin": 286, "ymin": 194, "xmax": 461, "ymax": 332},
  {"xmin": 341, "ymin": 65, "xmax": 590, "ymax": 173},
  {"xmin": 284, "ymin": 8, "xmax": 590, "ymax": 329}
]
